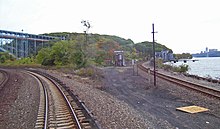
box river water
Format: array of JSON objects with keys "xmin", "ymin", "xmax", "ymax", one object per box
[{"xmin": 167, "ymin": 57, "xmax": 220, "ymax": 79}]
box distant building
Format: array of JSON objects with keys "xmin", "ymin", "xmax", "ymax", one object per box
[
  {"xmin": 209, "ymin": 49, "xmax": 217, "ymax": 52},
  {"xmin": 155, "ymin": 50, "xmax": 174, "ymax": 61},
  {"xmin": 192, "ymin": 47, "xmax": 220, "ymax": 57},
  {"xmin": 205, "ymin": 47, "xmax": 208, "ymax": 53}
]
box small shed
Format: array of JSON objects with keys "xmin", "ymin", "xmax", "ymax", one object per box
[{"xmin": 114, "ymin": 50, "xmax": 125, "ymax": 66}]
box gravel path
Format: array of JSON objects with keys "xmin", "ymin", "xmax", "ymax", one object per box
[
  {"xmin": 104, "ymin": 66, "xmax": 220, "ymax": 129},
  {"xmin": 0, "ymin": 69, "xmax": 39, "ymax": 129}
]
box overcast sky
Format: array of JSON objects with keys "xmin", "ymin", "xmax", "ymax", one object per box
[{"xmin": 1, "ymin": 0, "xmax": 220, "ymax": 53}]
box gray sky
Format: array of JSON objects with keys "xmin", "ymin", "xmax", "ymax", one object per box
[{"xmin": 1, "ymin": 0, "xmax": 220, "ymax": 53}]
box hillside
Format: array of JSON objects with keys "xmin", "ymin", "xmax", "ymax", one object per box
[
  {"xmin": 134, "ymin": 41, "xmax": 173, "ymax": 58},
  {"xmin": 44, "ymin": 32, "xmax": 171, "ymax": 53},
  {"xmin": 43, "ymin": 32, "xmax": 134, "ymax": 51},
  {"xmin": 36, "ymin": 32, "xmax": 173, "ymax": 67},
  {"xmin": 1, "ymin": 32, "xmax": 172, "ymax": 67}
]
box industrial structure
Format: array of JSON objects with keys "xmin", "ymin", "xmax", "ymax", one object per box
[
  {"xmin": 0, "ymin": 29, "xmax": 63, "ymax": 58},
  {"xmin": 155, "ymin": 50, "xmax": 174, "ymax": 61}
]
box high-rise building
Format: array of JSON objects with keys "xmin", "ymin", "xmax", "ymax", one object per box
[{"xmin": 205, "ymin": 47, "xmax": 208, "ymax": 53}]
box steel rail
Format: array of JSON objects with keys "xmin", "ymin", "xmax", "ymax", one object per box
[
  {"xmin": 26, "ymin": 69, "xmax": 100, "ymax": 129},
  {"xmin": 47, "ymin": 76, "xmax": 82, "ymax": 129},
  {"xmin": 27, "ymin": 71, "xmax": 83, "ymax": 129},
  {"xmin": 25, "ymin": 71, "xmax": 48, "ymax": 129},
  {"xmin": 138, "ymin": 64, "xmax": 220, "ymax": 99},
  {"xmin": 0, "ymin": 69, "xmax": 9, "ymax": 87}
]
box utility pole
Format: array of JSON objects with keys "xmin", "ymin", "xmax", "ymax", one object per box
[{"xmin": 152, "ymin": 23, "xmax": 157, "ymax": 86}]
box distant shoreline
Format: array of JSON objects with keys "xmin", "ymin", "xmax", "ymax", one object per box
[{"xmin": 192, "ymin": 51, "xmax": 220, "ymax": 57}]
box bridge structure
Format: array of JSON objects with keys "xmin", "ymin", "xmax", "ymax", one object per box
[{"xmin": 0, "ymin": 29, "xmax": 63, "ymax": 58}]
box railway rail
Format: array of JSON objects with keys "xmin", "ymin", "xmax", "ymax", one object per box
[
  {"xmin": 0, "ymin": 69, "xmax": 9, "ymax": 89},
  {"xmin": 26, "ymin": 70, "xmax": 100, "ymax": 129},
  {"xmin": 138, "ymin": 64, "xmax": 220, "ymax": 99}
]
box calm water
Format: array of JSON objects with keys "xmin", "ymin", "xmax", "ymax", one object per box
[{"xmin": 167, "ymin": 57, "xmax": 220, "ymax": 79}]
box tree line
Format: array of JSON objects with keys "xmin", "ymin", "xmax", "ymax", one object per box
[{"xmin": 0, "ymin": 32, "xmax": 176, "ymax": 68}]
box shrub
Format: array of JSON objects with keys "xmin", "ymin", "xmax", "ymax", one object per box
[
  {"xmin": 42, "ymin": 58, "xmax": 55, "ymax": 66},
  {"xmin": 0, "ymin": 52, "xmax": 15, "ymax": 63},
  {"xmin": 162, "ymin": 64, "xmax": 173, "ymax": 71},
  {"xmin": 75, "ymin": 67, "xmax": 95, "ymax": 77},
  {"xmin": 157, "ymin": 61, "xmax": 190, "ymax": 73},
  {"xmin": 173, "ymin": 64, "xmax": 189, "ymax": 73}
]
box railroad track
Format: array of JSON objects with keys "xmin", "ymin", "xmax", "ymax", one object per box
[
  {"xmin": 0, "ymin": 69, "xmax": 9, "ymax": 89},
  {"xmin": 26, "ymin": 70, "xmax": 100, "ymax": 129},
  {"xmin": 138, "ymin": 64, "xmax": 220, "ymax": 99}
]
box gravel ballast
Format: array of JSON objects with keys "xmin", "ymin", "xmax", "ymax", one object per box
[
  {"xmin": 42, "ymin": 66, "xmax": 220, "ymax": 129},
  {"xmin": 1, "ymin": 66, "xmax": 220, "ymax": 129},
  {"xmin": 0, "ymin": 69, "xmax": 39, "ymax": 129},
  {"xmin": 42, "ymin": 69, "xmax": 159, "ymax": 128}
]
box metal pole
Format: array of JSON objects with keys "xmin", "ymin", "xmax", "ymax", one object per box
[
  {"xmin": 152, "ymin": 23, "xmax": 156, "ymax": 86},
  {"xmin": 133, "ymin": 64, "xmax": 135, "ymax": 76},
  {"xmin": 11, "ymin": 39, "xmax": 13, "ymax": 54},
  {"xmin": 16, "ymin": 35, "xmax": 18, "ymax": 58},
  {"xmin": 34, "ymin": 39, "xmax": 37, "ymax": 55},
  {"xmin": 84, "ymin": 31, "xmax": 87, "ymax": 47},
  {"xmin": 132, "ymin": 59, "xmax": 135, "ymax": 75}
]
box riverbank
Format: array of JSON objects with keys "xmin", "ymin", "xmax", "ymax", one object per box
[
  {"xmin": 143, "ymin": 62, "xmax": 220, "ymax": 93},
  {"xmin": 168, "ymin": 57, "xmax": 220, "ymax": 79}
]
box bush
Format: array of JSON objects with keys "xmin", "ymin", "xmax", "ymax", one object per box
[
  {"xmin": 162, "ymin": 64, "xmax": 173, "ymax": 71},
  {"xmin": 0, "ymin": 52, "xmax": 15, "ymax": 63},
  {"xmin": 157, "ymin": 60, "xmax": 189, "ymax": 73},
  {"xmin": 0, "ymin": 55, "xmax": 6, "ymax": 63},
  {"xmin": 173, "ymin": 64, "xmax": 189, "ymax": 73},
  {"xmin": 75, "ymin": 67, "xmax": 95, "ymax": 77},
  {"xmin": 42, "ymin": 58, "xmax": 55, "ymax": 66}
]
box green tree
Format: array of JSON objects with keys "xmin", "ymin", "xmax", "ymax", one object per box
[
  {"xmin": 174, "ymin": 53, "xmax": 192, "ymax": 59},
  {"xmin": 0, "ymin": 52, "xmax": 15, "ymax": 63},
  {"xmin": 94, "ymin": 51, "xmax": 106, "ymax": 65},
  {"xmin": 36, "ymin": 47, "xmax": 52, "ymax": 65},
  {"xmin": 51, "ymin": 41, "xmax": 69, "ymax": 66},
  {"xmin": 68, "ymin": 40, "xmax": 87, "ymax": 68},
  {"xmin": 0, "ymin": 54, "xmax": 6, "ymax": 63}
]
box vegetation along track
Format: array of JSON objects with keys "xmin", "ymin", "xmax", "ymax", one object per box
[
  {"xmin": 138, "ymin": 64, "xmax": 220, "ymax": 99},
  {"xmin": 0, "ymin": 69, "xmax": 9, "ymax": 89},
  {"xmin": 26, "ymin": 70, "xmax": 100, "ymax": 129}
]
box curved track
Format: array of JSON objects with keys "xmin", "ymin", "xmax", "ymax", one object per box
[
  {"xmin": 26, "ymin": 70, "xmax": 99, "ymax": 129},
  {"xmin": 0, "ymin": 69, "xmax": 9, "ymax": 89},
  {"xmin": 138, "ymin": 64, "xmax": 220, "ymax": 99}
]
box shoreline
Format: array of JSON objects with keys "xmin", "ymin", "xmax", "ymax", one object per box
[
  {"xmin": 142, "ymin": 62, "xmax": 220, "ymax": 92},
  {"xmin": 164, "ymin": 57, "xmax": 220, "ymax": 80}
]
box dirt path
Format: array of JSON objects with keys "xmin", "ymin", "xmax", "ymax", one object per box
[{"xmin": 102, "ymin": 66, "xmax": 220, "ymax": 129}]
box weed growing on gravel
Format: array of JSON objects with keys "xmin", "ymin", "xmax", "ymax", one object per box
[{"xmin": 75, "ymin": 67, "xmax": 95, "ymax": 77}]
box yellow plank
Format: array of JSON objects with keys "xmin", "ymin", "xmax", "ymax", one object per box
[{"xmin": 176, "ymin": 105, "xmax": 209, "ymax": 114}]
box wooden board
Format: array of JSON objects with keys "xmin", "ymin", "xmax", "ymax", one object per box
[{"xmin": 176, "ymin": 105, "xmax": 209, "ymax": 114}]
